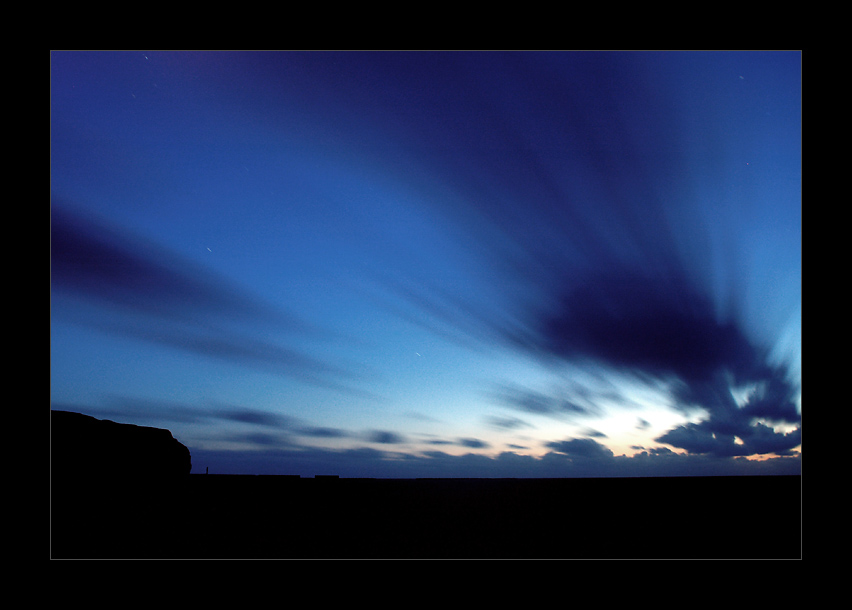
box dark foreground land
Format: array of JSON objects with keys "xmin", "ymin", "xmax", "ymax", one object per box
[{"xmin": 51, "ymin": 474, "xmax": 801, "ymax": 559}]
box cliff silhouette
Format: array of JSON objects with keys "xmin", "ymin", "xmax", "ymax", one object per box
[
  {"xmin": 50, "ymin": 411, "xmax": 801, "ymax": 559},
  {"xmin": 51, "ymin": 410, "xmax": 191, "ymax": 480},
  {"xmin": 50, "ymin": 410, "xmax": 192, "ymax": 557}
]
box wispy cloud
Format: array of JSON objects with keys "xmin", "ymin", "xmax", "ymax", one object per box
[
  {"xmin": 345, "ymin": 53, "xmax": 800, "ymax": 463},
  {"xmin": 50, "ymin": 203, "xmax": 368, "ymax": 392},
  {"xmin": 484, "ymin": 415, "xmax": 534, "ymax": 431},
  {"xmin": 490, "ymin": 383, "xmax": 601, "ymax": 420}
]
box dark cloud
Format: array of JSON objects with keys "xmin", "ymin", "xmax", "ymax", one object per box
[
  {"xmin": 649, "ymin": 446, "xmax": 676, "ymax": 456},
  {"xmin": 655, "ymin": 360, "xmax": 801, "ymax": 458},
  {"xmin": 363, "ymin": 54, "xmax": 701, "ymax": 359},
  {"xmin": 487, "ymin": 244, "xmax": 800, "ymax": 461},
  {"xmin": 739, "ymin": 376, "xmax": 801, "ymax": 425},
  {"xmin": 51, "ymin": 204, "xmax": 286, "ymax": 326},
  {"xmin": 745, "ymin": 423, "xmax": 801, "ymax": 456},
  {"xmin": 425, "ymin": 437, "xmax": 493, "ymax": 450},
  {"xmin": 657, "ymin": 418, "xmax": 801, "ymax": 459},
  {"xmin": 50, "ymin": 203, "xmax": 367, "ymax": 391},
  {"xmin": 366, "ymin": 430, "xmax": 407, "ymax": 444},
  {"xmin": 458, "ymin": 438, "xmax": 490, "ymax": 449},
  {"xmin": 545, "ymin": 438, "xmax": 614, "ymax": 460},
  {"xmin": 213, "ymin": 407, "xmax": 292, "ymax": 428},
  {"xmin": 426, "ymin": 439, "xmax": 455, "ymax": 446},
  {"xmin": 518, "ymin": 264, "xmax": 801, "ymax": 463},
  {"xmin": 535, "ymin": 271, "xmax": 758, "ymax": 385},
  {"xmin": 297, "ymin": 426, "xmax": 349, "ymax": 439},
  {"xmin": 506, "ymin": 443, "xmax": 529, "ymax": 451}
]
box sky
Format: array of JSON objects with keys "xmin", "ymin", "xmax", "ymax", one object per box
[{"xmin": 50, "ymin": 51, "xmax": 801, "ymax": 478}]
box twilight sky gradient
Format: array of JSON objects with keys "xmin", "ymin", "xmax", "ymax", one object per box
[{"xmin": 50, "ymin": 51, "xmax": 801, "ymax": 477}]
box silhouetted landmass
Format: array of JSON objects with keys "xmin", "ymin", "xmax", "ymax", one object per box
[
  {"xmin": 50, "ymin": 411, "xmax": 801, "ymax": 559},
  {"xmin": 172, "ymin": 475, "xmax": 801, "ymax": 559},
  {"xmin": 51, "ymin": 410, "xmax": 191, "ymax": 480},
  {"xmin": 51, "ymin": 410, "xmax": 191, "ymax": 557}
]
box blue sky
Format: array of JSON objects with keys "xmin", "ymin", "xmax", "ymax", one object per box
[{"xmin": 50, "ymin": 51, "xmax": 801, "ymax": 477}]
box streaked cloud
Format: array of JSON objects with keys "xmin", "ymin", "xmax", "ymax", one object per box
[{"xmin": 51, "ymin": 203, "xmax": 369, "ymax": 393}]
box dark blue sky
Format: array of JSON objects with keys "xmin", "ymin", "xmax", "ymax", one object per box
[{"xmin": 50, "ymin": 51, "xmax": 801, "ymax": 477}]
